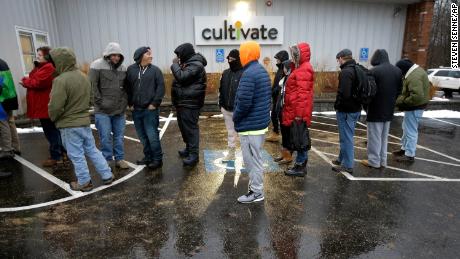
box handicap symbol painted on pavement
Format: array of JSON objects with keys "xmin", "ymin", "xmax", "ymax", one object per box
[{"xmin": 203, "ymin": 149, "xmax": 280, "ymax": 173}]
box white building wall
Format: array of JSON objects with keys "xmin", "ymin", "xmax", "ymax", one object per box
[{"xmin": 53, "ymin": 0, "xmax": 408, "ymax": 73}]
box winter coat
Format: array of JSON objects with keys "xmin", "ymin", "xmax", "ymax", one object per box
[
  {"xmin": 48, "ymin": 48, "xmax": 91, "ymax": 128},
  {"xmin": 21, "ymin": 62, "xmax": 55, "ymax": 119},
  {"xmin": 89, "ymin": 43, "xmax": 128, "ymax": 115},
  {"xmin": 126, "ymin": 63, "xmax": 165, "ymax": 109},
  {"xmin": 219, "ymin": 66, "xmax": 243, "ymax": 111},
  {"xmin": 281, "ymin": 43, "xmax": 314, "ymax": 127},
  {"xmin": 272, "ymin": 50, "xmax": 289, "ymax": 99},
  {"xmin": 366, "ymin": 49, "xmax": 403, "ymax": 122},
  {"xmin": 171, "ymin": 44, "xmax": 207, "ymax": 109},
  {"xmin": 396, "ymin": 65, "xmax": 431, "ymax": 111},
  {"xmin": 233, "ymin": 41, "xmax": 271, "ymax": 132},
  {"xmin": 334, "ymin": 59, "xmax": 362, "ymax": 113},
  {"xmin": 0, "ymin": 58, "xmax": 18, "ymax": 111}
]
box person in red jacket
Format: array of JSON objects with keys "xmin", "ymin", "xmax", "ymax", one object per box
[
  {"xmin": 20, "ymin": 46, "xmax": 67, "ymax": 169},
  {"xmin": 282, "ymin": 42, "xmax": 314, "ymax": 177}
]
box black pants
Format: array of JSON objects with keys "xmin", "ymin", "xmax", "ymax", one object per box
[
  {"xmin": 271, "ymin": 95, "xmax": 280, "ymax": 133},
  {"xmin": 280, "ymin": 124, "xmax": 291, "ymax": 150},
  {"xmin": 176, "ymin": 107, "xmax": 200, "ymax": 156},
  {"xmin": 40, "ymin": 118, "xmax": 65, "ymax": 160}
]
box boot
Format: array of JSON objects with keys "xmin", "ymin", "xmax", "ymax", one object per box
[
  {"xmin": 178, "ymin": 149, "xmax": 189, "ymax": 158},
  {"xmin": 222, "ymin": 147, "xmax": 236, "ymax": 162},
  {"xmin": 183, "ymin": 153, "xmax": 199, "ymax": 167},
  {"xmin": 266, "ymin": 131, "xmax": 280, "ymax": 142},
  {"xmin": 277, "ymin": 150, "xmax": 293, "ymax": 165},
  {"xmin": 274, "ymin": 148, "xmax": 287, "ymax": 162},
  {"xmin": 285, "ymin": 162, "xmax": 307, "ymax": 177}
]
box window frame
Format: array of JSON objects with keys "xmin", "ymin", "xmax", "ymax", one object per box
[{"xmin": 15, "ymin": 26, "xmax": 50, "ymax": 76}]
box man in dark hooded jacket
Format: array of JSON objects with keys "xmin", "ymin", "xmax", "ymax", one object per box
[
  {"xmin": 126, "ymin": 47, "xmax": 165, "ymax": 170},
  {"xmin": 219, "ymin": 49, "xmax": 243, "ymax": 162},
  {"xmin": 266, "ymin": 50, "xmax": 289, "ymax": 142},
  {"xmin": 361, "ymin": 49, "xmax": 402, "ymax": 169},
  {"xmin": 171, "ymin": 43, "xmax": 207, "ymax": 167}
]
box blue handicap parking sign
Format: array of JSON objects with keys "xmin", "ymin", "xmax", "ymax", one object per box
[
  {"xmin": 216, "ymin": 48, "xmax": 225, "ymax": 63},
  {"xmin": 203, "ymin": 149, "xmax": 280, "ymax": 173},
  {"xmin": 359, "ymin": 48, "xmax": 369, "ymax": 61}
]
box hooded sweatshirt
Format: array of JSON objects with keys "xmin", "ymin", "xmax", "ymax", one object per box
[
  {"xmin": 48, "ymin": 48, "xmax": 91, "ymax": 128},
  {"xmin": 89, "ymin": 42, "xmax": 128, "ymax": 115},
  {"xmin": 219, "ymin": 49, "xmax": 243, "ymax": 111},
  {"xmin": 232, "ymin": 41, "xmax": 271, "ymax": 133},
  {"xmin": 171, "ymin": 43, "xmax": 207, "ymax": 109},
  {"xmin": 125, "ymin": 46, "xmax": 165, "ymax": 109},
  {"xmin": 366, "ymin": 49, "xmax": 402, "ymax": 122},
  {"xmin": 395, "ymin": 61, "xmax": 431, "ymax": 111},
  {"xmin": 273, "ymin": 50, "xmax": 290, "ymax": 98}
]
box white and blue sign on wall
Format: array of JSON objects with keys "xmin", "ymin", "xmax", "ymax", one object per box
[
  {"xmin": 359, "ymin": 48, "xmax": 369, "ymax": 62},
  {"xmin": 216, "ymin": 48, "xmax": 225, "ymax": 63}
]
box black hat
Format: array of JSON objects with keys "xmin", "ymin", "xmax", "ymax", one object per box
[
  {"xmin": 133, "ymin": 46, "xmax": 150, "ymax": 63},
  {"xmin": 336, "ymin": 49, "xmax": 353, "ymax": 59},
  {"xmin": 174, "ymin": 43, "xmax": 196, "ymax": 63},
  {"xmin": 227, "ymin": 49, "xmax": 240, "ymax": 60},
  {"xmin": 396, "ymin": 58, "xmax": 414, "ymax": 76}
]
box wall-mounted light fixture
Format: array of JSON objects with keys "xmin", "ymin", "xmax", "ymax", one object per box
[{"xmin": 229, "ymin": 1, "xmax": 252, "ymax": 23}]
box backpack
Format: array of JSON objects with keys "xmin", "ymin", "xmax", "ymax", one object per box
[{"xmin": 353, "ymin": 64, "xmax": 377, "ymax": 105}]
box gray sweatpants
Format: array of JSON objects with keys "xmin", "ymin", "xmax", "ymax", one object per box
[
  {"xmin": 240, "ymin": 134, "xmax": 265, "ymax": 195},
  {"xmin": 367, "ymin": 121, "xmax": 391, "ymax": 167}
]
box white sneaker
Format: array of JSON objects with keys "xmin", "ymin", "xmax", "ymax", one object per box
[
  {"xmin": 237, "ymin": 191, "xmax": 265, "ymax": 203},
  {"xmin": 116, "ymin": 160, "xmax": 130, "ymax": 169}
]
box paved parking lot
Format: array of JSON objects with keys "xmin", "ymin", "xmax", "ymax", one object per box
[{"xmin": 0, "ymin": 111, "xmax": 459, "ymax": 258}]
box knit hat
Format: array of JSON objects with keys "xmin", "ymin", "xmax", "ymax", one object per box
[
  {"xmin": 227, "ymin": 49, "xmax": 240, "ymax": 60},
  {"xmin": 133, "ymin": 46, "xmax": 151, "ymax": 63},
  {"xmin": 336, "ymin": 49, "xmax": 353, "ymax": 59},
  {"xmin": 174, "ymin": 43, "xmax": 196, "ymax": 63},
  {"xmin": 395, "ymin": 58, "xmax": 414, "ymax": 76}
]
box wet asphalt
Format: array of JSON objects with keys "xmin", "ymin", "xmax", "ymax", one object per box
[{"xmin": 0, "ymin": 112, "xmax": 459, "ymax": 258}]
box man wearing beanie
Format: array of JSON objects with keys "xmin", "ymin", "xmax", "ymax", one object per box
[
  {"xmin": 89, "ymin": 42, "xmax": 129, "ymax": 169},
  {"xmin": 233, "ymin": 41, "xmax": 271, "ymax": 203},
  {"xmin": 171, "ymin": 43, "xmax": 207, "ymax": 167},
  {"xmin": 393, "ymin": 58, "xmax": 430, "ymax": 163},
  {"xmin": 332, "ymin": 49, "xmax": 362, "ymax": 174},
  {"xmin": 219, "ymin": 49, "xmax": 243, "ymax": 162},
  {"xmin": 126, "ymin": 46, "xmax": 165, "ymax": 170}
]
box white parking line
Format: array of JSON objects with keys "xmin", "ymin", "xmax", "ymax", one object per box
[
  {"xmin": 1, "ymin": 112, "xmax": 174, "ymax": 213},
  {"xmin": 311, "ymin": 138, "xmax": 460, "ymax": 168},
  {"xmin": 13, "ymin": 156, "xmax": 78, "ymax": 195},
  {"xmin": 310, "ymin": 128, "xmax": 401, "ymax": 145},
  {"xmin": 429, "ymin": 117, "xmax": 460, "ymax": 127},
  {"xmin": 311, "ymin": 121, "xmax": 367, "ymax": 133}
]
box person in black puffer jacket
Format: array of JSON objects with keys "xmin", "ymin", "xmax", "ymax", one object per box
[
  {"xmin": 266, "ymin": 50, "xmax": 289, "ymax": 143},
  {"xmin": 219, "ymin": 49, "xmax": 243, "ymax": 162},
  {"xmin": 171, "ymin": 43, "xmax": 207, "ymax": 167}
]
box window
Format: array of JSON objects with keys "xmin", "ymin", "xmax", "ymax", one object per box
[
  {"xmin": 434, "ymin": 70, "xmax": 450, "ymax": 77},
  {"xmin": 427, "ymin": 70, "xmax": 434, "ymax": 75},
  {"xmin": 448, "ymin": 70, "xmax": 460, "ymax": 79},
  {"xmin": 15, "ymin": 26, "xmax": 50, "ymax": 75}
]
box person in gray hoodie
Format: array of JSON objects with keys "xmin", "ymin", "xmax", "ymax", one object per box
[{"xmin": 89, "ymin": 42, "xmax": 129, "ymax": 169}]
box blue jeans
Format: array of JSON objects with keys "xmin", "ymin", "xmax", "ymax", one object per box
[
  {"xmin": 95, "ymin": 113, "xmax": 126, "ymax": 161},
  {"xmin": 296, "ymin": 150, "xmax": 309, "ymax": 164},
  {"xmin": 336, "ymin": 111, "xmax": 361, "ymax": 169},
  {"xmin": 401, "ymin": 110, "xmax": 424, "ymax": 157},
  {"xmin": 132, "ymin": 109, "xmax": 163, "ymax": 161},
  {"xmin": 60, "ymin": 127, "xmax": 113, "ymax": 185},
  {"xmin": 40, "ymin": 118, "xmax": 65, "ymax": 160}
]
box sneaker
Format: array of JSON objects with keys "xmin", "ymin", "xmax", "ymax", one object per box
[
  {"xmin": 332, "ymin": 165, "xmax": 353, "ymax": 174},
  {"xmin": 178, "ymin": 149, "xmax": 189, "ymax": 158},
  {"xmin": 116, "ymin": 160, "xmax": 130, "ymax": 169},
  {"xmin": 136, "ymin": 158, "xmax": 151, "ymax": 165},
  {"xmin": 360, "ymin": 160, "xmax": 380, "ymax": 169},
  {"xmin": 285, "ymin": 163, "xmax": 306, "ymax": 177},
  {"xmin": 392, "ymin": 149, "xmax": 405, "ymax": 157},
  {"xmin": 102, "ymin": 176, "xmax": 115, "ymax": 185},
  {"xmin": 70, "ymin": 181, "xmax": 94, "ymax": 192},
  {"xmin": 222, "ymin": 148, "xmax": 236, "ymax": 162},
  {"xmin": 237, "ymin": 190, "xmax": 265, "ymax": 203},
  {"xmin": 331, "ymin": 160, "xmax": 341, "ymax": 166},
  {"xmin": 148, "ymin": 160, "xmax": 163, "ymax": 170},
  {"xmin": 396, "ymin": 155, "xmax": 415, "ymax": 163}
]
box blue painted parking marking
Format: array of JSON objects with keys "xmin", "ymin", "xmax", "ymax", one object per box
[{"xmin": 203, "ymin": 149, "xmax": 280, "ymax": 173}]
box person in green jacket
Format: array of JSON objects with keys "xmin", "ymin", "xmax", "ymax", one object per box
[
  {"xmin": 393, "ymin": 59, "xmax": 431, "ymax": 163},
  {"xmin": 48, "ymin": 47, "xmax": 114, "ymax": 192}
]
